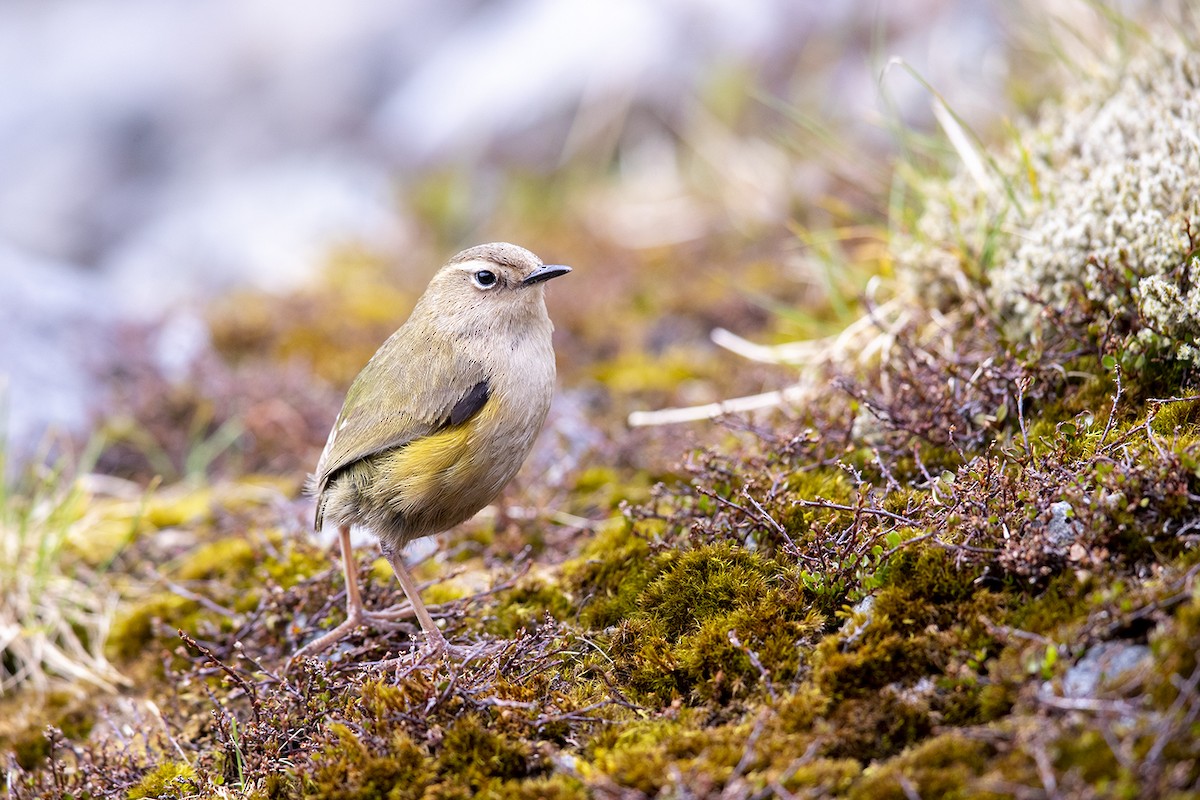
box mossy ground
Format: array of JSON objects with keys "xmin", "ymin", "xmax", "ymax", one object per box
[
  {"xmin": 6, "ymin": 255, "xmax": 1199, "ymax": 797},
  {"xmin": 5, "ymin": 14, "xmax": 1200, "ymax": 800}
]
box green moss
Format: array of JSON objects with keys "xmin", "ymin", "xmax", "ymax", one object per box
[
  {"xmin": 775, "ymin": 684, "xmax": 832, "ymax": 733},
  {"xmin": 571, "ymin": 466, "xmax": 652, "ymax": 511},
  {"xmin": 591, "ymin": 350, "xmax": 709, "ymax": 394},
  {"xmin": 491, "ymin": 775, "xmax": 590, "ymax": 800},
  {"xmin": 208, "ymin": 248, "xmax": 412, "ymax": 385},
  {"xmin": 608, "ymin": 617, "xmax": 681, "ymax": 701},
  {"xmin": 831, "ymin": 612, "xmax": 931, "ymax": 679},
  {"xmin": 143, "ymin": 489, "xmax": 214, "ymax": 529},
  {"xmin": 636, "ymin": 544, "xmax": 776, "ymax": 639},
  {"xmin": 9, "ymin": 730, "xmax": 52, "ymax": 771},
  {"xmin": 782, "ymin": 758, "xmax": 862, "ymax": 794},
  {"xmin": 107, "ymin": 593, "xmax": 199, "ymax": 662},
  {"xmin": 435, "ymin": 715, "xmax": 536, "ymax": 787},
  {"xmin": 305, "ymin": 723, "xmax": 432, "ymax": 800},
  {"xmin": 1150, "ymin": 593, "xmax": 1200, "ymax": 708},
  {"xmin": 176, "ymin": 537, "xmax": 257, "ymax": 581},
  {"xmin": 588, "ymin": 719, "xmax": 742, "ymax": 795},
  {"xmin": 128, "ymin": 761, "xmax": 198, "ymax": 799},
  {"xmin": 675, "ymin": 591, "xmax": 822, "ymax": 703},
  {"xmin": 262, "ymin": 542, "xmax": 329, "ymax": 589},
  {"xmin": 784, "ymin": 468, "xmax": 854, "ymax": 508},
  {"xmin": 879, "ymin": 547, "xmax": 986, "ymax": 614},
  {"xmin": 976, "ymin": 680, "xmax": 1016, "ymax": 721},
  {"xmin": 562, "ymin": 519, "xmax": 659, "ymax": 629},
  {"xmin": 487, "ymin": 578, "xmax": 573, "ymax": 637},
  {"xmin": 933, "ymin": 674, "xmax": 1015, "ymax": 727},
  {"xmin": 422, "ymin": 581, "xmax": 469, "ymax": 606},
  {"xmin": 1150, "ymin": 398, "xmax": 1200, "ymax": 436},
  {"xmin": 584, "ymin": 711, "xmax": 860, "ymax": 795},
  {"xmin": 850, "ymin": 732, "xmax": 997, "ymax": 800},
  {"xmin": 821, "ymin": 694, "xmax": 933, "ymax": 762},
  {"xmin": 813, "ymin": 547, "xmax": 997, "ymax": 703},
  {"xmin": 1052, "ymin": 728, "xmax": 1126, "ymax": 788},
  {"xmin": 594, "ymin": 540, "xmax": 825, "ymax": 704},
  {"xmin": 1005, "ymin": 571, "xmax": 1092, "ymax": 635}
]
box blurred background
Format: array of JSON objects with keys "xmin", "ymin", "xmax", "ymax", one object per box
[{"xmin": 0, "ymin": 0, "xmax": 1133, "ymax": 457}]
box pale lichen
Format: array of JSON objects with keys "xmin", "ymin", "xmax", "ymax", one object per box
[{"xmin": 900, "ymin": 43, "xmax": 1200, "ymax": 366}]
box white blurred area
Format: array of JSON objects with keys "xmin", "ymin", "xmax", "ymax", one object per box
[{"xmin": 0, "ymin": 0, "xmax": 1084, "ymax": 448}]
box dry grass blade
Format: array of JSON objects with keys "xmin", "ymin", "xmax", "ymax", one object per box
[
  {"xmin": 628, "ymin": 288, "xmax": 912, "ymax": 427},
  {"xmin": 0, "ymin": 441, "xmax": 129, "ymax": 696}
]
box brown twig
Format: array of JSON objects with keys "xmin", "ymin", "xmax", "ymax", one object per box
[
  {"xmin": 178, "ymin": 629, "xmax": 261, "ymax": 724},
  {"xmin": 794, "ymin": 498, "xmax": 918, "ymax": 527}
]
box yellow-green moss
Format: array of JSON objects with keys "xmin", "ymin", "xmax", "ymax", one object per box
[
  {"xmin": 1052, "ymin": 728, "xmax": 1128, "ymax": 789},
  {"xmin": 587, "ymin": 719, "xmax": 741, "ymax": 795},
  {"xmin": 1005, "ymin": 571, "xmax": 1093, "ymax": 635},
  {"xmin": 812, "ymin": 547, "xmax": 997, "ymax": 704},
  {"xmin": 208, "ymin": 246, "xmax": 413, "ymax": 386},
  {"xmin": 562, "ymin": 519, "xmax": 658, "ymax": 629},
  {"xmin": 571, "ymin": 466, "xmax": 652, "ymax": 511},
  {"xmin": 1150, "ymin": 398, "xmax": 1200, "ymax": 436},
  {"xmin": 638, "ymin": 545, "xmax": 779, "ymax": 640},
  {"xmin": 782, "ymin": 757, "xmax": 862, "ymax": 794},
  {"xmin": 107, "ymin": 594, "xmax": 199, "ymax": 662},
  {"xmin": 176, "ymin": 537, "xmax": 257, "ymax": 581},
  {"xmin": 262, "ymin": 542, "xmax": 329, "ymax": 589},
  {"xmin": 775, "ymin": 684, "xmax": 832, "ymax": 733},
  {"xmin": 850, "ymin": 732, "xmax": 997, "ymax": 800},
  {"xmin": 1150, "ymin": 593, "xmax": 1200, "ymax": 708},
  {"xmin": 143, "ymin": 489, "xmax": 215, "ymax": 529},
  {"xmin": 435, "ymin": 715, "xmax": 537, "ymax": 787},
  {"xmin": 672, "ymin": 589, "xmax": 823, "ymax": 703},
  {"xmin": 591, "ymin": 350, "xmax": 710, "ymax": 394},
  {"xmin": 486, "ymin": 578, "xmax": 573, "ymax": 637},
  {"xmin": 590, "ymin": 539, "xmax": 828, "ymax": 704},
  {"xmin": 128, "ymin": 761, "xmax": 198, "ymax": 799},
  {"xmin": 485, "ymin": 775, "xmax": 589, "ymax": 800},
  {"xmin": 304, "ymin": 722, "xmax": 432, "ymax": 800}
]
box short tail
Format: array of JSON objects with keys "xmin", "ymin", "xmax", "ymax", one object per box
[{"xmin": 304, "ymin": 473, "xmax": 324, "ymax": 531}]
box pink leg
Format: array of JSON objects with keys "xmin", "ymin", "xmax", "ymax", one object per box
[
  {"xmin": 380, "ymin": 544, "xmax": 448, "ymax": 654},
  {"xmin": 290, "ymin": 525, "xmax": 369, "ymax": 661}
]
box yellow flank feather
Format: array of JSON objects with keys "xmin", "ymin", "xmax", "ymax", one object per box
[
  {"xmin": 384, "ymin": 426, "xmax": 470, "ymax": 512},
  {"xmin": 373, "ymin": 398, "xmax": 505, "ymax": 519}
]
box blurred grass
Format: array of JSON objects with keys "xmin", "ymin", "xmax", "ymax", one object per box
[{"xmin": 0, "ymin": 432, "xmax": 129, "ymax": 696}]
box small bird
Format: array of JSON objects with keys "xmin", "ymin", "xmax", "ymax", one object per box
[{"xmin": 294, "ymin": 242, "xmax": 570, "ymax": 662}]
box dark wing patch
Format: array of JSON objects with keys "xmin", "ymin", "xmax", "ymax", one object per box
[{"xmin": 449, "ymin": 379, "xmax": 490, "ymax": 426}]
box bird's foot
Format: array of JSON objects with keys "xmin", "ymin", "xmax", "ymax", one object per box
[
  {"xmin": 362, "ymin": 631, "xmax": 500, "ymax": 677},
  {"xmin": 361, "ymin": 601, "xmax": 418, "ymax": 621},
  {"xmin": 288, "ymin": 608, "xmax": 415, "ymax": 666}
]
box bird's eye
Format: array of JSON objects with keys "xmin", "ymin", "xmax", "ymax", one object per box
[{"xmin": 472, "ymin": 270, "xmax": 498, "ymax": 289}]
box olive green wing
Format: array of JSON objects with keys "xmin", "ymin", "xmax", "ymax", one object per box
[{"xmin": 312, "ymin": 327, "xmax": 490, "ymax": 497}]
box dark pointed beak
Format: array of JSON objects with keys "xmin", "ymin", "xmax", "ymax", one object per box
[{"xmin": 522, "ymin": 264, "xmax": 572, "ymax": 286}]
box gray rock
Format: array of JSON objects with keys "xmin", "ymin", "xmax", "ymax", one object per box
[
  {"xmin": 1047, "ymin": 501, "xmax": 1083, "ymax": 548},
  {"xmin": 1062, "ymin": 641, "xmax": 1153, "ymax": 698},
  {"xmin": 839, "ymin": 595, "xmax": 876, "ymax": 649}
]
